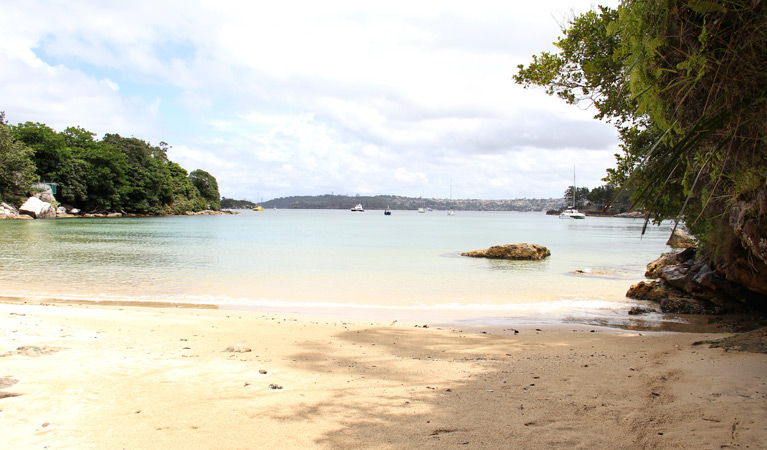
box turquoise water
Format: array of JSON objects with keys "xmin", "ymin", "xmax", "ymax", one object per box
[{"xmin": 0, "ymin": 210, "xmax": 675, "ymax": 325}]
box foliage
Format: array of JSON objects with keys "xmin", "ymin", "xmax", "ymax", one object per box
[
  {"xmin": 221, "ymin": 197, "xmax": 258, "ymax": 209},
  {"xmin": 0, "ymin": 112, "xmax": 38, "ymax": 203},
  {"xmin": 6, "ymin": 115, "xmax": 219, "ymax": 214},
  {"xmin": 563, "ymin": 185, "xmax": 590, "ymax": 210},
  {"xmin": 189, "ymin": 169, "xmax": 221, "ymax": 210},
  {"xmin": 516, "ymin": 1, "xmax": 767, "ymax": 257}
]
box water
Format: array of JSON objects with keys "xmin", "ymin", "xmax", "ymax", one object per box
[{"xmin": 0, "ymin": 210, "xmax": 678, "ymax": 327}]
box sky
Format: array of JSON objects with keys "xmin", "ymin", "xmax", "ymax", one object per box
[{"xmin": 0, "ymin": 0, "xmax": 621, "ymax": 202}]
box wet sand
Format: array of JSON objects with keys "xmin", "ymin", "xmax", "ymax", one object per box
[{"xmin": 1, "ymin": 300, "xmax": 765, "ymax": 449}]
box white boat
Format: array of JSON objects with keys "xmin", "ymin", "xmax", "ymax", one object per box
[
  {"xmin": 560, "ymin": 167, "xmax": 586, "ymax": 219},
  {"xmin": 351, "ymin": 203, "xmax": 364, "ymax": 212},
  {"xmin": 559, "ymin": 208, "xmax": 585, "ymax": 219},
  {"xmin": 417, "ymin": 207, "xmax": 426, "ymax": 213}
]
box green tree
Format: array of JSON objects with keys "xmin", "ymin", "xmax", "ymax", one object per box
[
  {"xmin": 63, "ymin": 128, "xmax": 128, "ymax": 212},
  {"xmin": 102, "ymin": 134, "xmax": 173, "ymax": 214},
  {"xmin": 563, "ymin": 186, "xmax": 590, "ymax": 210},
  {"xmin": 167, "ymin": 162, "xmax": 206, "ymax": 213},
  {"xmin": 516, "ymin": 1, "xmax": 767, "ymax": 294},
  {"xmin": 11, "ymin": 122, "xmax": 67, "ymax": 182},
  {"xmin": 0, "ymin": 113, "xmax": 37, "ymax": 203},
  {"xmin": 189, "ymin": 169, "xmax": 220, "ymax": 210}
]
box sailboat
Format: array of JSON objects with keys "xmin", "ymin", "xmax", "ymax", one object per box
[
  {"xmin": 447, "ymin": 176, "xmax": 455, "ymax": 215},
  {"xmin": 559, "ymin": 168, "xmax": 586, "ymax": 219}
]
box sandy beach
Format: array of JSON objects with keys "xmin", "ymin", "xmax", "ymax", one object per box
[{"xmin": 1, "ymin": 300, "xmax": 765, "ymax": 449}]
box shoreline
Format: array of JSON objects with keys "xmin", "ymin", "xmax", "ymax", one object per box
[
  {"xmin": 1, "ymin": 299, "xmax": 766, "ymax": 449},
  {"xmin": 0, "ymin": 295, "xmax": 739, "ymax": 334}
]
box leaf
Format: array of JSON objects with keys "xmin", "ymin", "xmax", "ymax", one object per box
[{"xmin": 688, "ymin": 0, "xmax": 726, "ymax": 13}]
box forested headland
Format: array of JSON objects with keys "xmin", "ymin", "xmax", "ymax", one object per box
[{"xmin": 0, "ymin": 112, "xmax": 220, "ymax": 215}]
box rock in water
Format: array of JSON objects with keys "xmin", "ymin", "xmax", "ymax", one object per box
[{"xmin": 461, "ymin": 244, "xmax": 550, "ymax": 260}]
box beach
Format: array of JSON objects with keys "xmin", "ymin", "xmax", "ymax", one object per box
[{"xmin": 1, "ymin": 300, "xmax": 765, "ymax": 449}]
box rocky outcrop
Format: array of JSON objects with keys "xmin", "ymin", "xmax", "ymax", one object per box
[
  {"xmin": 714, "ymin": 187, "xmax": 767, "ymax": 295},
  {"xmin": 627, "ymin": 280, "xmax": 727, "ymax": 314},
  {"xmin": 645, "ymin": 247, "xmax": 696, "ymax": 278},
  {"xmin": 461, "ymin": 243, "xmax": 550, "ymax": 260},
  {"xmin": 666, "ymin": 228, "xmax": 696, "ymax": 248},
  {"xmin": 1, "ymin": 202, "xmax": 19, "ymax": 219},
  {"xmin": 628, "ymin": 247, "xmax": 766, "ymax": 314},
  {"xmin": 19, "ymin": 197, "xmax": 55, "ymax": 219}
]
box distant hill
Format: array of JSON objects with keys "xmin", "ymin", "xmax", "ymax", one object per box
[{"xmin": 223, "ymin": 194, "xmax": 564, "ymax": 212}]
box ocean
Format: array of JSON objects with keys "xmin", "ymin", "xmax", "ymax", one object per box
[{"xmin": 0, "ymin": 209, "xmax": 681, "ymax": 328}]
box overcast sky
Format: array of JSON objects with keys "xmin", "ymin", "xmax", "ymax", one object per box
[{"xmin": 1, "ymin": 0, "xmax": 621, "ymax": 201}]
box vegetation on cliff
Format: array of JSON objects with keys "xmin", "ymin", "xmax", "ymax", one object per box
[
  {"xmin": 515, "ymin": 0, "xmax": 767, "ymax": 296},
  {"xmin": 0, "ymin": 113, "xmax": 220, "ymax": 214}
]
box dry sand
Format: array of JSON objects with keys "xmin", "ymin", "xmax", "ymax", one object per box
[{"xmin": 1, "ymin": 300, "xmax": 765, "ymax": 449}]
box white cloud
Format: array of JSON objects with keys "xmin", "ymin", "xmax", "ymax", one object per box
[{"xmin": 1, "ymin": 0, "xmax": 622, "ymax": 200}]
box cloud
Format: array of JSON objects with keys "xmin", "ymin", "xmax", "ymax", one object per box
[{"xmin": 0, "ymin": 0, "xmax": 622, "ymax": 200}]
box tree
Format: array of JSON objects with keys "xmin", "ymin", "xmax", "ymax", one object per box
[
  {"xmin": 102, "ymin": 134, "xmax": 173, "ymax": 214},
  {"xmin": 516, "ymin": 1, "xmax": 767, "ymax": 294},
  {"xmin": 167, "ymin": 162, "xmax": 206, "ymax": 213},
  {"xmin": 563, "ymin": 186, "xmax": 589, "ymax": 210},
  {"xmin": 11, "ymin": 122, "xmax": 68, "ymax": 182},
  {"xmin": 189, "ymin": 169, "xmax": 220, "ymax": 210},
  {"xmin": 0, "ymin": 113, "xmax": 37, "ymax": 203}
]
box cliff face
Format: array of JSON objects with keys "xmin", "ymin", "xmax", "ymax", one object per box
[{"xmin": 715, "ymin": 186, "xmax": 767, "ymax": 296}]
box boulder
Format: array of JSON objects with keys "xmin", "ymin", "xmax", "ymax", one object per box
[
  {"xmin": 626, "ymin": 280, "xmax": 726, "ymax": 314},
  {"xmin": 1, "ymin": 202, "xmax": 19, "ymax": 219},
  {"xmin": 19, "ymin": 197, "xmax": 55, "ymax": 219},
  {"xmin": 666, "ymin": 228, "xmax": 696, "ymax": 248},
  {"xmin": 461, "ymin": 243, "xmax": 550, "ymax": 260},
  {"xmin": 645, "ymin": 248, "xmax": 697, "ymax": 278}
]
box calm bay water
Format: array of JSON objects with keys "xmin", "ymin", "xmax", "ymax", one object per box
[{"xmin": 0, "ymin": 210, "xmax": 677, "ymax": 326}]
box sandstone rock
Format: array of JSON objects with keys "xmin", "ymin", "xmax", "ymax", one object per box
[
  {"xmin": 715, "ymin": 186, "xmax": 767, "ymax": 295},
  {"xmin": 461, "ymin": 243, "xmax": 550, "ymax": 260},
  {"xmin": 666, "ymin": 228, "xmax": 696, "ymax": 248},
  {"xmin": 19, "ymin": 197, "xmax": 55, "ymax": 219},
  {"xmin": 645, "ymin": 248, "xmax": 697, "ymax": 278},
  {"xmin": 626, "ymin": 280, "xmax": 725, "ymax": 314}
]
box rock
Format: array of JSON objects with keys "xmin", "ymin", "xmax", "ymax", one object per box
[
  {"xmin": 461, "ymin": 243, "xmax": 550, "ymax": 260},
  {"xmin": 626, "ymin": 280, "xmax": 726, "ymax": 314},
  {"xmin": 696, "ymin": 327, "xmax": 767, "ymax": 353},
  {"xmin": 19, "ymin": 197, "xmax": 55, "ymax": 219},
  {"xmin": 224, "ymin": 344, "xmax": 252, "ymax": 353},
  {"xmin": 1, "ymin": 202, "xmax": 19, "ymax": 219},
  {"xmin": 666, "ymin": 228, "xmax": 696, "ymax": 248},
  {"xmin": 645, "ymin": 248, "xmax": 697, "ymax": 278},
  {"xmin": 628, "ymin": 306, "xmax": 656, "ymax": 315},
  {"xmin": 714, "ymin": 191, "xmax": 767, "ymax": 295},
  {"xmin": 628, "ymin": 251, "xmax": 765, "ymax": 314}
]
